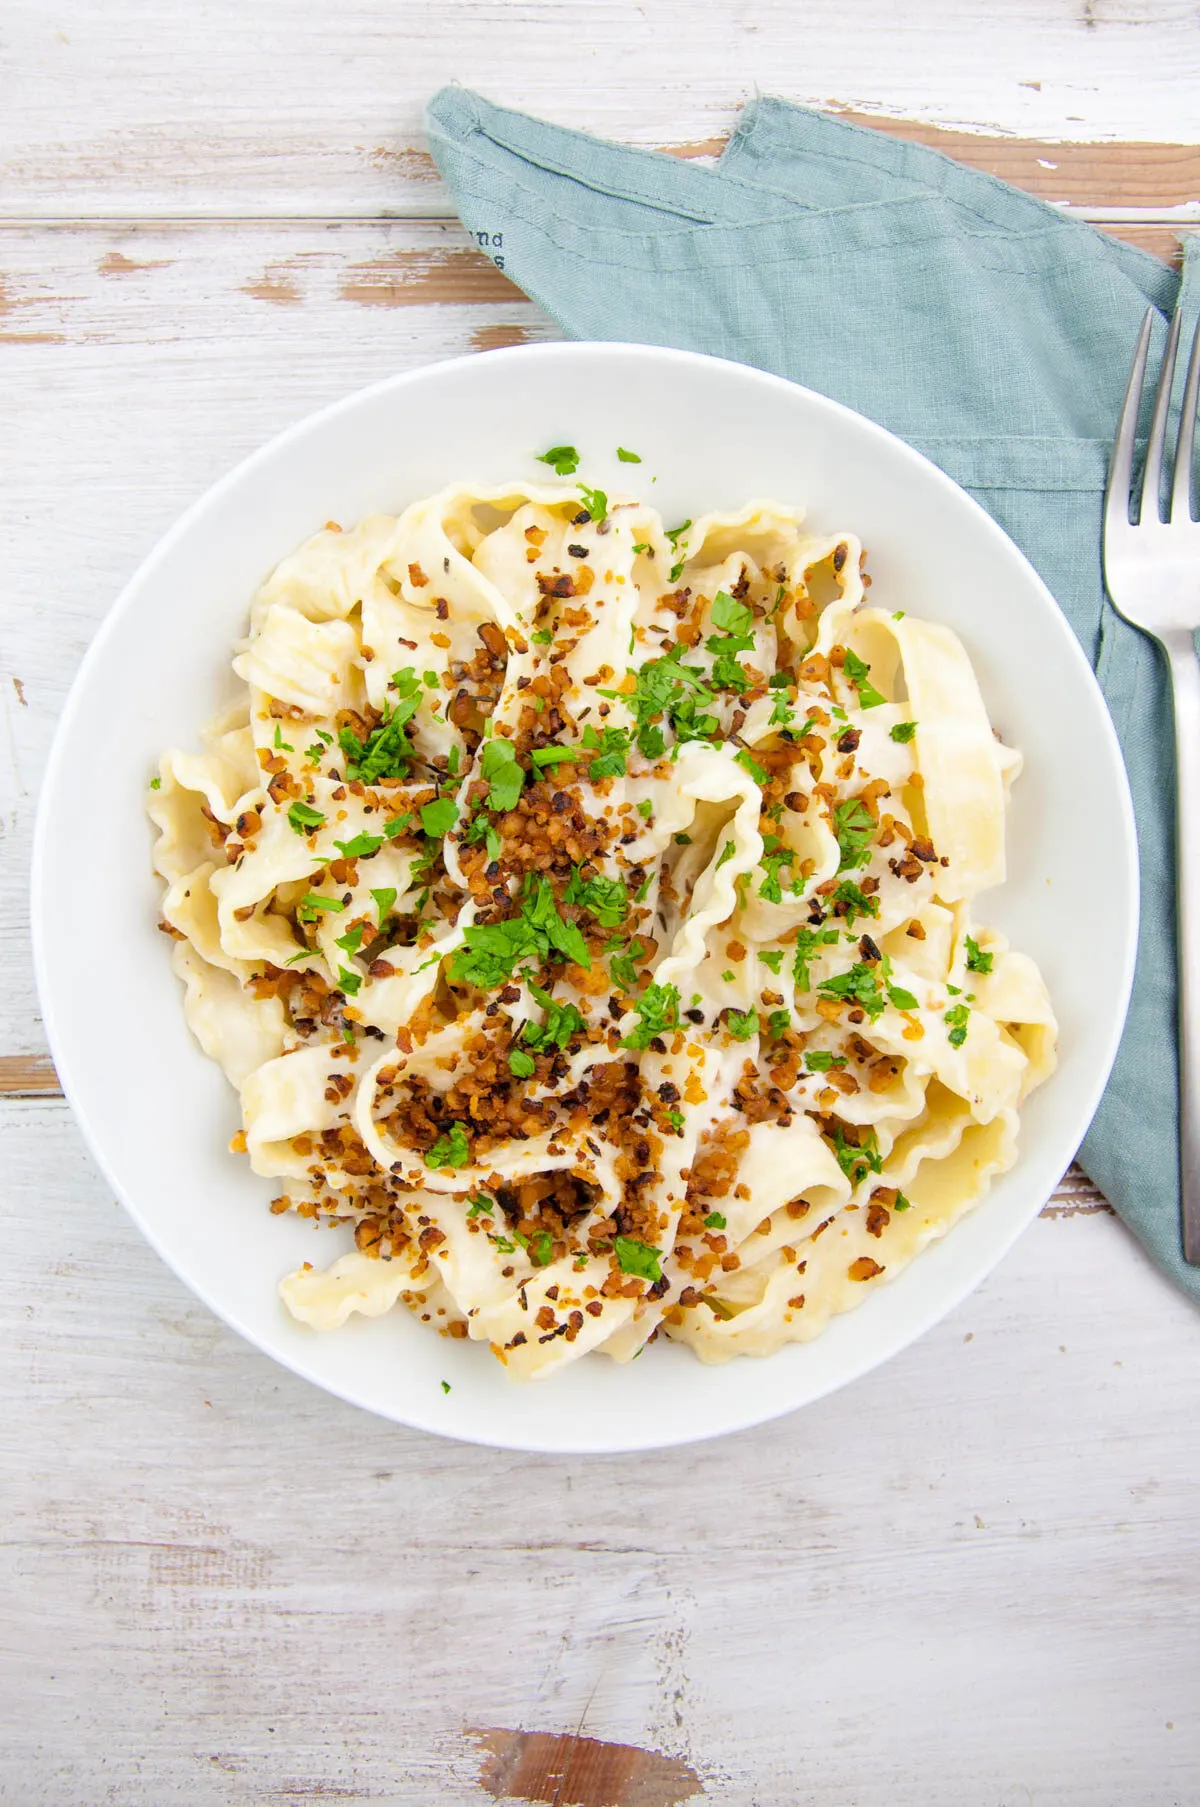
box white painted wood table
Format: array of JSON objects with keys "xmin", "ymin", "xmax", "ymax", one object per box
[{"xmin": 3, "ymin": 6, "xmax": 1200, "ymax": 1803}]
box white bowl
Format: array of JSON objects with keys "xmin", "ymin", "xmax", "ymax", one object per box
[{"xmin": 31, "ymin": 344, "xmax": 1137, "ymax": 1453}]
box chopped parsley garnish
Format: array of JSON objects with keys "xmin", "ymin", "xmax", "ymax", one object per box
[
  {"xmin": 564, "ymin": 867, "xmax": 628, "ymax": 929},
  {"xmin": 602, "ymin": 644, "xmax": 722, "ymax": 754},
  {"xmin": 335, "ymin": 925, "xmax": 365, "ymax": 955},
  {"xmin": 384, "ymin": 812, "xmax": 413, "ymax": 840},
  {"xmin": 759, "ymin": 949, "xmax": 784, "ymax": 974},
  {"xmin": 304, "ymin": 741, "xmax": 326, "ymax": 764},
  {"xmin": 338, "ymin": 705, "xmax": 418, "ymax": 784},
  {"xmin": 636, "ymin": 798, "xmax": 653, "ymax": 820},
  {"xmin": 508, "ymin": 1048, "xmax": 536, "ymax": 1078},
  {"xmin": 726, "ymin": 1007, "xmax": 759, "ymax": 1041},
  {"xmin": 423, "ymin": 670, "xmax": 439, "ymax": 689},
  {"xmin": 536, "ymin": 444, "xmax": 579, "ymax": 476},
  {"xmin": 817, "ymin": 961, "xmax": 887, "ymax": 1020},
  {"xmin": 806, "ymin": 1050, "xmax": 848, "ymax": 1071},
  {"xmin": 769, "ymin": 692, "xmax": 793, "ymax": 727},
  {"xmin": 716, "ymin": 841, "xmax": 735, "ymax": 870},
  {"xmin": 446, "ymin": 745, "xmax": 461, "ymax": 777},
  {"xmin": 894, "ymin": 1192, "xmax": 912, "ymax": 1212},
  {"xmin": 296, "ymin": 893, "xmax": 345, "ymax": 920},
  {"xmin": 520, "ymin": 988, "xmax": 587, "ymax": 1054},
  {"xmin": 792, "ymin": 926, "xmax": 839, "ymax": 991},
  {"xmin": 287, "ymin": 800, "xmax": 325, "ymax": 835},
  {"xmin": 620, "ymin": 981, "xmax": 680, "ymax": 1049},
  {"xmin": 612, "ymin": 1237, "xmax": 662, "ymax": 1282},
  {"xmin": 945, "ymin": 1002, "xmax": 971, "ymax": 1047},
  {"xmin": 965, "ymin": 935, "xmax": 993, "ymax": 974},
  {"xmin": 530, "ymin": 1231, "xmax": 554, "ymax": 1267},
  {"xmin": 273, "ymin": 725, "xmax": 294, "ymax": 751},
  {"xmin": 890, "ymin": 720, "xmax": 918, "ymax": 743},
  {"xmin": 479, "ymin": 736, "xmax": 525, "ymax": 812},
  {"xmin": 530, "ymin": 745, "xmax": 581, "ymax": 769},
  {"xmin": 425, "ymin": 1122, "xmax": 471, "ymax": 1170},
  {"xmin": 830, "ymin": 1125, "xmax": 883, "ymax": 1188},
  {"xmin": 842, "ymin": 648, "xmax": 885, "ymax": 709},
  {"xmin": 704, "ymin": 1212, "xmax": 727, "ymax": 1230},
  {"xmin": 441, "ymin": 1380, "xmax": 451, "ymax": 1394},
  {"xmin": 832, "ymin": 879, "xmax": 879, "ymax": 925},
  {"xmin": 758, "ymin": 842, "xmax": 796, "ymax": 904},
  {"xmin": 632, "ymin": 542, "xmax": 652, "ymax": 556},
  {"xmin": 333, "ymin": 831, "xmax": 383, "ymax": 860},
  {"xmin": 449, "ymin": 875, "xmax": 590, "ymax": 989},
  {"xmin": 664, "ymin": 519, "xmax": 691, "ymax": 547},
  {"xmin": 420, "ymin": 797, "xmax": 457, "ymax": 838},
  {"xmin": 578, "ymin": 483, "xmax": 608, "ymax": 523},
  {"xmin": 581, "ymin": 723, "xmax": 631, "ymax": 777},
  {"xmin": 616, "ymin": 446, "xmax": 642, "ymax": 463},
  {"xmin": 608, "ymin": 938, "xmax": 646, "ymax": 992},
  {"xmin": 734, "ymin": 748, "xmax": 768, "ymax": 784},
  {"xmin": 466, "ymin": 1194, "xmax": 495, "ymax": 1218},
  {"xmin": 370, "ymin": 886, "xmax": 396, "ymax": 925},
  {"xmin": 464, "ymin": 813, "xmax": 503, "ymax": 862},
  {"xmin": 149, "ymin": 776, "xmax": 161, "ymax": 789},
  {"xmin": 336, "ymin": 965, "xmax": 362, "ymax": 996},
  {"xmin": 710, "ymin": 590, "xmax": 754, "ymax": 638},
  {"xmin": 888, "ymin": 983, "xmax": 919, "ymax": 1011},
  {"xmin": 833, "ymin": 798, "xmax": 875, "ymax": 872},
  {"xmin": 531, "ymin": 627, "xmax": 553, "ymax": 644}
]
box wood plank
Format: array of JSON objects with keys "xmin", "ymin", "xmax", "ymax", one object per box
[
  {"xmin": 1, "ymin": 0, "xmax": 1198, "ymax": 217},
  {"xmin": 1, "ymin": 1095, "xmax": 1196, "ymax": 1804}
]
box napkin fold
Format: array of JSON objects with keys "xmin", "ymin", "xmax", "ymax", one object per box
[{"xmin": 427, "ymin": 86, "xmax": 1200, "ymax": 1303}]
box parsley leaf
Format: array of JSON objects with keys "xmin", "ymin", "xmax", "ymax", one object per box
[
  {"xmin": 508, "ymin": 1048, "xmax": 536, "ymax": 1078},
  {"xmin": 620, "ymin": 982, "xmax": 680, "ymax": 1049},
  {"xmin": 384, "ymin": 812, "xmax": 413, "ymax": 840},
  {"xmin": 609, "ymin": 938, "xmax": 645, "ymax": 992},
  {"xmin": 578, "ymin": 483, "xmax": 608, "ymax": 523},
  {"xmin": 726, "ymin": 1007, "xmax": 759, "ymax": 1041},
  {"xmin": 616, "ymin": 446, "xmax": 641, "ymax": 463},
  {"xmin": 817, "ymin": 961, "xmax": 886, "ymax": 1020},
  {"xmin": 887, "ymin": 984, "xmax": 919, "ymax": 1011},
  {"xmin": 420, "ymin": 797, "xmax": 457, "ymax": 838},
  {"xmin": 333, "ymin": 831, "xmax": 383, "ymax": 860},
  {"xmin": 425, "ymin": 1122, "xmax": 471, "ymax": 1169},
  {"xmin": 842, "ymin": 648, "xmax": 886, "ymax": 709},
  {"xmin": 710, "ymin": 590, "xmax": 754, "ymax": 637},
  {"xmin": 806, "ymin": 1049, "xmax": 847, "ymax": 1072},
  {"xmin": 537, "ymin": 444, "xmax": 579, "ymax": 476},
  {"xmin": 945, "ymin": 1002, "xmax": 971, "ymax": 1047},
  {"xmin": 336, "ymin": 965, "xmax": 362, "ymax": 996},
  {"xmin": 480, "ymin": 736, "xmax": 525, "ymax": 813},
  {"xmin": 759, "ymin": 948, "xmax": 784, "ymax": 974},
  {"xmin": 613, "ymin": 1237, "xmax": 662, "ymax": 1282},
  {"xmin": 580, "ymin": 722, "xmax": 630, "ymax": 778},
  {"xmin": 792, "ymin": 926, "xmax": 839, "ymax": 992},
  {"xmin": 664, "ymin": 519, "xmax": 691, "ymax": 547},
  {"xmin": 287, "ymin": 800, "xmax": 325, "ymax": 835},
  {"xmin": 338, "ymin": 691, "xmax": 421, "ymax": 783},
  {"xmin": 449, "ymin": 876, "xmax": 591, "ymax": 990},
  {"xmin": 273, "ymin": 725, "xmax": 294, "ymax": 752},
  {"xmin": 833, "ymin": 798, "xmax": 875, "ymax": 872},
  {"xmin": 965, "ymin": 935, "xmax": 993, "ymax": 974},
  {"xmin": 335, "ymin": 925, "xmax": 365, "ymax": 955},
  {"xmin": 564, "ymin": 867, "xmax": 628, "ymax": 929},
  {"xmin": 890, "ymin": 720, "xmax": 917, "ymax": 744},
  {"xmin": 370, "ymin": 887, "xmax": 396, "ymax": 925},
  {"xmin": 530, "ymin": 745, "xmax": 581, "ymax": 770},
  {"xmin": 296, "ymin": 893, "xmax": 345, "ymax": 920},
  {"xmin": 832, "ymin": 879, "xmax": 879, "ymax": 926},
  {"xmin": 830, "ymin": 1125, "xmax": 883, "ymax": 1188}
]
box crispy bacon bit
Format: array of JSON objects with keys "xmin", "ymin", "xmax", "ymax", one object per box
[{"xmin": 849, "ymin": 1256, "xmax": 884, "ymax": 1281}]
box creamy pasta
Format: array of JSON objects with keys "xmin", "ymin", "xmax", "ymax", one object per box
[{"xmin": 148, "ymin": 480, "xmax": 1056, "ymax": 1380}]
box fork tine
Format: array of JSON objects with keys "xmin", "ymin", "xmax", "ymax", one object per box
[
  {"xmin": 1106, "ymin": 309, "xmax": 1154, "ymax": 540},
  {"xmin": 1171, "ymin": 313, "xmax": 1200, "ymax": 525},
  {"xmin": 1141, "ymin": 307, "xmax": 1182, "ymax": 523}
]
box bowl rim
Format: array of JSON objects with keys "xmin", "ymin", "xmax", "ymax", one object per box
[{"xmin": 30, "ymin": 339, "xmax": 1140, "ymax": 1451}]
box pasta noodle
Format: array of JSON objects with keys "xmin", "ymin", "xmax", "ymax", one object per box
[{"xmin": 148, "ymin": 481, "xmax": 1056, "ymax": 1380}]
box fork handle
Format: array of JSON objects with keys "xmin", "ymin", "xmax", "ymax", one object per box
[{"xmin": 1166, "ymin": 630, "xmax": 1200, "ymax": 1263}]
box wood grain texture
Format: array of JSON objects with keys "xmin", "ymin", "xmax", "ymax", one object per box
[
  {"xmin": 2, "ymin": 0, "xmax": 1198, "ymax": 220},
  {"xmin": 1, "ymin": 1096, "xmax": 1197, "ymax": 1805}
]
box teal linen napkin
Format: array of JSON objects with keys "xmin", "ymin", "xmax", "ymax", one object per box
[{"xmin": 427, "ymin": 86, "xmax": 1200, "ymax": 1303}]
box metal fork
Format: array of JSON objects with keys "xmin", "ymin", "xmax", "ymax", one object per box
[{"xmin": 1104, "ymin": 305, "xmax": 1200, "ymax": 1263}]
